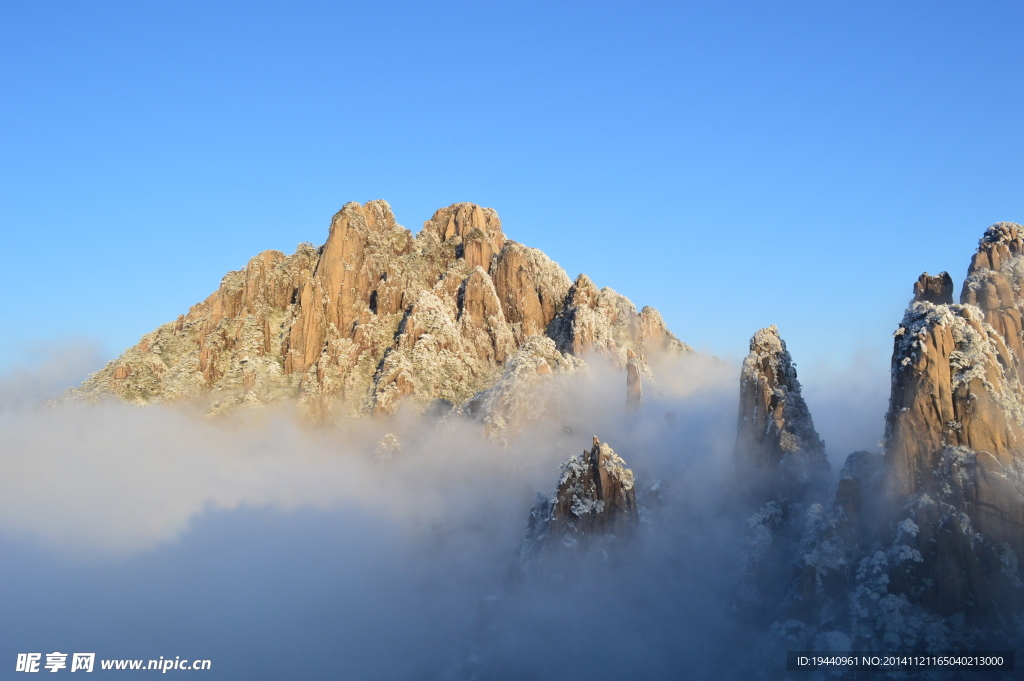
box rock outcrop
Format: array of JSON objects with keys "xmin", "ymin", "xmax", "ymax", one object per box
[
  {"xmin": 71, "ymin": 201, "xmax": 687, "ymax": 423},
  {"xmin": 520, "ymin": 437, "xmax": 638, "ymax": 556},
  {"xmin": 960, "ymin": 222, "xmax": 1024, "ymax": 383},
  {"xmin": 625, "ymin": 349, "xmax": 643, "ymax": 411},
  {"xmin": 778, "ymin": 223, "xmax": 1024, "ymax": 652},
  {"xmin": 623, "ymin": 349, "xmax": 655, "ymax": 412},
  {"xmin": 882, "ymin": 224, "xmax": 1024, "ymax": 624},
  {"xmin": 735, "ymin": 325, "xmax": 829, "ymax": 494},
  {"xmin": 456, "ymin": 336, "xmax": 586, "ymax": 445},
  {"xmin": 549, "ymin": 274, "xmax": 689, "ymax": 365}
]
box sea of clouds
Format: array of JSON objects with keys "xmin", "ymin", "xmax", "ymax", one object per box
[{"xmin": 0, "ymin": 340, "xmax": 888, "ymax": 679}]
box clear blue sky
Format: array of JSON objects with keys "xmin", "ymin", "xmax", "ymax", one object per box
[{"xmin": 1, "ymin": 1, "xmax": 1020, "ymax": 375}]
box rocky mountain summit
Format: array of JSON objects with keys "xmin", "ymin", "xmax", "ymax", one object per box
[
  {"xmin": 63, "ymin": 196, "xmax": 1024, "ymax": 670},
  {"xmin": 71, "ymin": 201, "xmax": 688, "ymax": 422},
  {"xmin": 882, "ymin": 222, "xmax": 1024, "ymax": 625},
  {"xmin": 769, "ymin": 222, "xmax": 1024, "ymax": 654}
]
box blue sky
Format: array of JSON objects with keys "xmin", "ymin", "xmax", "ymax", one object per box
[{"xmin": 1, "ymin": 0, "xmax": 1021, "ymax": 376}]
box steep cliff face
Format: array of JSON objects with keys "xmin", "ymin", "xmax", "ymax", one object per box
[
  {"xmin": 549, "ymin": 274, "xmax": 689, "ymax": 366},
  {"xmin": 520, "ymin": 437, "xmax": 638, "ymax": 557},
  {"xmin": 72, "ymin": 201, "xmax": 686, "ymax": 422},
  {"xmin": 883, "ymin": 225, "xmax": 1024, "ymax": 622},
  {"xmin": 748, "ymin": 225, "xmax": 1024, "ymax": 656},
  {"xmin": 960, "ymin": 222, "xmax": 1024, "ymax": 382},
  {"xmin": 735, "ymin": 326, "xmax": 828, "ymax": 492}
]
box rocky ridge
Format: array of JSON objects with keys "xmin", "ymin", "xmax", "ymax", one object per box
[{"xmin": 72, "ymin": 201, "xmax": 688, "ymax": 423}]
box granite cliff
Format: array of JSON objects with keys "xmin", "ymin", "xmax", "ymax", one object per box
[
  {"xmin": 882, "ymin": 223, "xmax": 1024, "ymax": 625},
  {"xmin": 773, "ymin": 222, "xmax": 1024, "ymax": 655},
  {"xmin": 72, "ymin": 201, "xmax": 688, "ymax": 423}
]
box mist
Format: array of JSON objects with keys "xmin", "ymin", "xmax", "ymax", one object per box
[
  {"xmin": 0, "ymin": 341, "xmax": 107, "ymax": 411},
  {"xmin": 799, "ymin": 347, "xmax": 890, "ymax": 467},
  {"xmin": 0, "ymin": 343, "xmax": 889, "ymax": 679}
]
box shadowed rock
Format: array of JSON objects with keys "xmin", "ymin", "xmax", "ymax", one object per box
[
  {"xmin": 520, "ymin": 437, "xmax": 638, "ymax": 557},
  {"xmin": 913, "ymin": 271, "xmax": 954, "ymax": 305},
  {"xmin": 735, "ymin": 325, "xmax": 829, "ymax": 495}
]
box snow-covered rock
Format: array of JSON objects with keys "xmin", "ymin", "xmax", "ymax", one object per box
[
  {"xmin": 70, "ymin": 201, "xmax": 686, "ymax": 424},
  {"xmin": 735, "ymin": 325, "xmax": 829, "ymax": 496},
  {"xmin": 520, "ymin": 437, "xmax": 638, "ymax": 559}
]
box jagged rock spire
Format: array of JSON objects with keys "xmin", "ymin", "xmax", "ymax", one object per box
[
  {"xmin": 625, "ymin": 348, "xmax": 652, "ymax": 411},
  {"xmin": 520, "ymin": 437, "xmax": 638, "ymax": 556},
  {"xmin": 883, "ymin": 226, "xmax": 1024, "ymax": 621},
  {"xmin": 735, "ymin": 325, "xmax": 828, "ymax": 488}
]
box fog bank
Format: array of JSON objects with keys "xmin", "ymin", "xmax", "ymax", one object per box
[{"xmin": 0, "ymin": 344, "xmax": 889, "ymax": 679}]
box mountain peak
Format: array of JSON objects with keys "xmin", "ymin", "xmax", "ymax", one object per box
[
  {"xmin": 736, "ymin": 325, "xmax": 828, "ymax": 490},
  {"xmin": 519, "ymin": 437, "xmax": 638, "ymax": 559},
  {"xmin": 71, "ymin": 200, "xmax": 686, "ymax": 428},
  {"xmin": 881, "ymin": 222, "xmax": 1024, "ymax": 622}
]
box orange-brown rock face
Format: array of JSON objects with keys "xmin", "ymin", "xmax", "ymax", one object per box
[
  {"xmin": 285, "ymin": 200, "xmax": 413, "ymax": 376},
  {"xmin": 491, "ymin": 242, "xmax": 571, "ymax": 343},
  {"xmin": 72, "ymin": 200, "xmax": 686, "ymax": 423},
  {"xmin": 735, "ymin": 326, "xmax": 828, "ymax": 493},
  {"xmin": 883, "ymin": 222, "xmax": 1024, "ymax": 622},
  {"xmin": 424, "ymin": 203, "xmax": 505, "ymax": 271},
  {"xmin": 959, "ymin": 223, "xmax": 1024, "ymax": 384},
  {"xmin": 624, "ymin": 348, "xmax": 653, "ymax": 412},
  {"xmin": 550, "ymin": 274, "xmax": 690, "ymax": 366},
  {"xmin": 626, "ymin": 356, "xmax": 642, "ymax": 412},
  {"xmin": 521, "ymin": 437, "xmax": 638, "ymax": 556}
]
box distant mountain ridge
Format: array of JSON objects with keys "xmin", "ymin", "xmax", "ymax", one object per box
[{"xmin": 72, "ymin": 200, "xmax": 688, "ymax": 422}]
